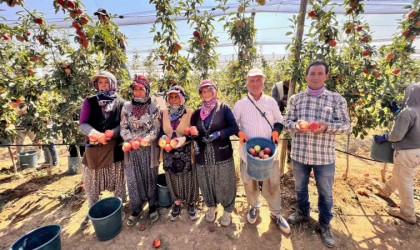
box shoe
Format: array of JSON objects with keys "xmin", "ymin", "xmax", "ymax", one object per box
[
  {"xmin": 79, "ymin": 216, "xmax": 89, "ymax": 230},
  {"xmin": 127, "ymin": 211, "xmax": 141, "ymax": 227},
  {"xmin": 205, "ymin": 206, "xmax": 218, "ymax": 223},
  {"xmin": 387, "ymin": 207, "xmax": 416, "ymax": 225},
  {"xmin": 170, "ymin": 204, "xmax": 181, "ymax": 221},
  {"xmin": 188, "ymin": 203, "xmax": 198, "ymax": 221},
  {"xmin": 53, "ymin": 162, "xmax": 58, "ymax": 167},
  {"xmin": 149, "ymin": 206, "xmax": 159, "ymax": 223},
  {"xmin": 246, "ymin": 206, "xmax": 259, "ymax": 224},
  {"xmin": 270, "ymin": 213, "xmax": 291, "ymax": 234},
  {"xmin": 371, "ymin": 180, "xmax": 390, "ymax": 198},
  {"xmin": 319, "ymin": 224, "xmax": 335, "ymax": 248},
  {"xmin": 220, "ymin": 211, "xmax": 232, "ymax": 227},
  {"xmin": 287, "ymin": 211, "xmax": 309, "ymax": 225}
]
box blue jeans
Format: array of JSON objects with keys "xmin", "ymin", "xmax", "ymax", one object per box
[
  {"xmin": 42, "ymin": 143, "xmax": 58, "ymax": 166},
  {"xmin": 292, "ymin": 160, "xmax": 335, "ymax": 226}
]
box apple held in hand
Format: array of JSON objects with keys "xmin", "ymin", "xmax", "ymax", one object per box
[
  {"xmin": 308, "ymin": 121, "xmax": 320, "ymax": 132},
  {"xmin": 190, "ymin": 126, "xmax": 199, "ymax": 136},
  {"xmin": 164, "ymin": 144, "xmax": 172, "ymax": 153},
  {"xmin": 184, "ymin": 126, "xmax": 191, "ymax": 135},
  {"xmin": 89, "ymin": 133, "xmax": 98, "ymax": 144},
  {"xmin": 97, "ymin": 133, "xmax": 107, "ymax": 144},
  {"xmin": 158, "ymin": 138, "xmax": 167, "ymax": 148},
  {"xmin": 131, "ymin": 140, "xmax": 140, "ymax": 150},
  {"xmin": 297, "ymin": 120, "xmax": 309, "ymax": 131},
  {"xmin": 170, "ymin": 139, "xmax": 178, "ymax": 148},
  {"xmin": 104, "ymin": 130, "xmax": 114, "ymax": 139},
  {"xmin": 122, "ymin": 142, "xmax": 132, "ymax": 152},
  {"xmin": 141, "ymin": 138, "xmax": 149, "ymax": 147}
]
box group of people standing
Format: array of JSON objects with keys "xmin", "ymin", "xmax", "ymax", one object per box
[{"xmin": 77, "ymin": 60, "xmax": 419, "ymax": 248}]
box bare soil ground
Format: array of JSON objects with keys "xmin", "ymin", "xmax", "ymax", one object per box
[{"xmin": 1, "ymin": 137, "xmax": 419, "ymax": 250}]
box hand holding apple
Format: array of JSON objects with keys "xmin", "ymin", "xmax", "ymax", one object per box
[
  {"xmin": 312, "ymin": 121, "xmax": 328, "ymax": 135},
  {"xmin": 296, "ymin": 120, "xmax": 309, "ymax": 133}
]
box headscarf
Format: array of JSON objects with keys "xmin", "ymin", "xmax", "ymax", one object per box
[
  {"xmin": 199, "ymin": 79, "xmax": 218, "ymax": 121},
  {"xmin": 91, "ymin": 71, "xmax": 118, "ymax": 111},
  {"xmin": 130, "ymin": 74, "xmax": 151, "ymax": 118},
  {"xmin": 165, "ymin": 85, "xmax": 187, "ymax": 121}
]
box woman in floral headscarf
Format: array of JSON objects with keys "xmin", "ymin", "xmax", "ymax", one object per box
[
  {"xmin": 120, "ymin": 74, "xmax": 160, "ymax": 226},
  {"xmin": 79, "ymin": 71, "xmax": 126, "ymax": 229},
  {"xmin": 190, "ymin": 79, "xmax": 239, "ymax": 227},
  {"xmin": 160, "ymin": 85, "xmax": 199, "ymax": 221}
]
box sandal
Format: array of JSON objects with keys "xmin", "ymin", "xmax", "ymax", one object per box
[
  {"xmin": 126, "ymin": 214, "xmax": 140, "ymax": 227},
  {"xmin": 79, "ymin": 216, "xmax": 89, "ymax": 230}
]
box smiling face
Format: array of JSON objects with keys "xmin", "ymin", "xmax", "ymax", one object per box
[
  {"xmin": 305, "ymin": 65, "xmax": 329, "ymax": 90},
  {"xmin": 247, "ymin": 75, "xmax": 264, "ymax": 97},
  {"xmin": 132, "ymin": 84, "xmax": 146, "ymax": 98},
  {"xmin": 200, "ymin": 86, "xmax": 216, "ymax": 102},
  {"xmin": 97, "ymin": 77, "xmax": 110, "ymax": 91},
  {"xmin": 168, "ymin": 93, "xmax": 181, "ymax": 106}
]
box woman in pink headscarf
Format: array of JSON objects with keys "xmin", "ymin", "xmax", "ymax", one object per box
[{"xmin": 190, "ymin": 79, "xmax": 239, "ymax": 227}]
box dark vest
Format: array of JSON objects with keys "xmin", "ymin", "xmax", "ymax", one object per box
[
  {"xmin": 87, "ymin": 96, "xmax": 124, "ymax": 162},
  {"xmin": 191, "ymin": 102, "xmax": 233, "ymax": 165}
]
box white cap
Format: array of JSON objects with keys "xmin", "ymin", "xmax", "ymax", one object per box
[{"xmin": 247, "ymin": 68, "xmax": 265, "ymax": 77}]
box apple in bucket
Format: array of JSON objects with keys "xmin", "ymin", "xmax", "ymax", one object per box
[{"xmin": 254, "ymin": 145, "xmax": 261, "ymax": 153}]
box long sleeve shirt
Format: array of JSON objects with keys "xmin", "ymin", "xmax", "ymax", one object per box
[
  {"xmin": 284, "ymin": 89, "xmax": 351, "ymax": 165},
  {"xmin": 233, "ymin": 93, "xmax": 284, "ymax": 161}
]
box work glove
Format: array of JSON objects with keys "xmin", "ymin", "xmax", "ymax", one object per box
[
  {"xmin": 271, "ymin": 131, "xmax": 280, "ymax": 145},
  {"xmin": 388, "ymin": 102, "xmax": 400, "ymax": 115},
  {"xmin": 203, "ymin": 131, "xmax": 220, "ymax": 143},
  {"xmin": 238, "ymin": 131, "xmax": 248, "ymax": 145},
  {"xmin": 374, "ymin": 134, "xmax": 388, "ymax": 144}
]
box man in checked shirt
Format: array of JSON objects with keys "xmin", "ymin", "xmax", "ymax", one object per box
[{"xmin": 284, "ymin": 61, "xmax": 351, "ymax": 248}]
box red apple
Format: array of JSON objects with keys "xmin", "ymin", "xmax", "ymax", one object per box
[
  {"xmin": 131, "ymin": 140, "xmax": 140, "ymax": 150},
  {"xmin": 263, "ymin": 147, "xmax": 271, "ymax": 155},
  {"xmin": 262, "ymin": 154, "xmax": 269, "ymax": 159},
  {"xmin": 80, "ymin": 16, "xmax": 89, "ymax": 25},
  {"xmin": 308, "ymin": 10, "xmax": 315, "ymax": 18},
  {"xmin": 328, "ymin": 40, "xmax": 337, "ymax": 47},
  {"xmin": 356, "ymin": 26, "xmax": 363, "ymax": 32},
  {"xmin": 193, "ymin": 31, "xmax": 200, "ymax": 38},
  {"xmin": 89, "ymin": 134, "xmax": 98, "ymax": 143},
  {"xmin": 170, "ymin": 139, "xmax": 178, "ymax": 148},
  {"xmin": 258, "ymin": 150, "xmax": 265, "ymax": 158},
  {"xmin": 164, "ymin": 144, "xmax": 172, "ymax": 153},
  {"xmin": 98, "ymin": 134, "xmax": 107, "ymax": 144},
  {"xmin": 184, "ymin": 127, "xmax": 191, "ymax": 135},
  {"xmin": 105, "ymin": 129, "xmax": 114, "ymax": 139},
  {"xmin": 298, "ymin": 120, "xmax": 309, "ymax": 131},
  {"xmin": 392, "ymin": 69, "xmax": 400, "ymax": 75},
  {"xmin": 153, "ymin": 238, "xmax": 161, "ymax": 248},
  {"xmin": 248, "ymin": 148, "xmax": 256, "ymax": 155},
  {"xmin": 122, "ymin": 142, "xmax": 131, "ymax": 152},
  {"xmin": 190, "ymin": 126, "xmax": 198, "ymax": 136},
  {"xmin": 34, "ymin": 18, "xmax": 45, "ymax": 25},
  {"xmin": 140, "ymin": 139, "xmax": 149, "ymax": 147},
  {"xmin": 362, "ymin": 50, "xmax": 370, "ymax": 56},
  {"xmin": 158, "ymin": 138, "xmax": 167, "ymax": 148},
  {"xmin": 308, "ymin": 121, "xmax": 319, "ymax": 132}
]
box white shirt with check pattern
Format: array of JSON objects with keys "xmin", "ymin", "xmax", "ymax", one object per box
[{"xmin": 284, "ymin": 89, "xmax": 351, "ymax": 165}]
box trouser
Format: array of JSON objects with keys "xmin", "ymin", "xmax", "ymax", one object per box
[
  {"xmin": 240, "ymin": 159, "xmax": 282, "ymax": 216},
  {"xmin": 292, "ymin": 160, "xmax": 335, "ymax": 226},
  {"xmin": 42, "ymin": 143, "xmax": 58, "ymax": 165},
  {"xmin": 383, "ymin": 148, "xmax": 420, "ymax": 217}
]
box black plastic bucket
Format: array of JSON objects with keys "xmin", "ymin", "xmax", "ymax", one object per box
[
  {"xmin": 10, "ymin": 224, "xmax": 62, "ymax": 250},
  {"xmin": 157, "ymin": 173, "xmax": 171, "ymax": 207},
  {"xmin": 88, "ymin": 197, "xmax": 122, "ymax": 241}
]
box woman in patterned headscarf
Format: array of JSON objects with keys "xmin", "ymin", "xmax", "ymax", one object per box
[
  {"xmin": 79, "ymin": 71, "xmax": 126, "ymax": 229},
  {"xmin": 160, "ymin": 85, "xmax": 199, "ymax": 221},
  {"xmin": 190, "ymin": 79, "xmax": 239, "ymax": 227},
  {"xmin": 120, "ymin": 74, "xmax": 160, "ymax": 226}
]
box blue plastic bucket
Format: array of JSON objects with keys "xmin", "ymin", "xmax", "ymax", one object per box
[
  {"xmin": 245, "ymin": 137, "xmax": 277, "ymax": 181},
  {"xmin": 157, "ymin": 174, "xmax": 171, "ymax": 207},
  {"xmin": 10, "ymin": 224, "xmax": 62, "ymax": 250},
  {"xmin": 371, "ymin": 140, "xmax": 394, "ymax": 163},
  {"xmin": 18, "ymin": 150, "xmax": 38, "ymax": 169},
  {"xmin": 67, "ymin": 157, "xmax": 81, "ymax": 175},
  {"xmin": 88, "ymin": 197, "xmax": 122, "ymax": 241}
]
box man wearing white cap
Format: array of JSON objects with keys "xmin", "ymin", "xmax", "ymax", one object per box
[{"xmin": 233, "ymin": 68, "xmax": 290, "ymax": 234}]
